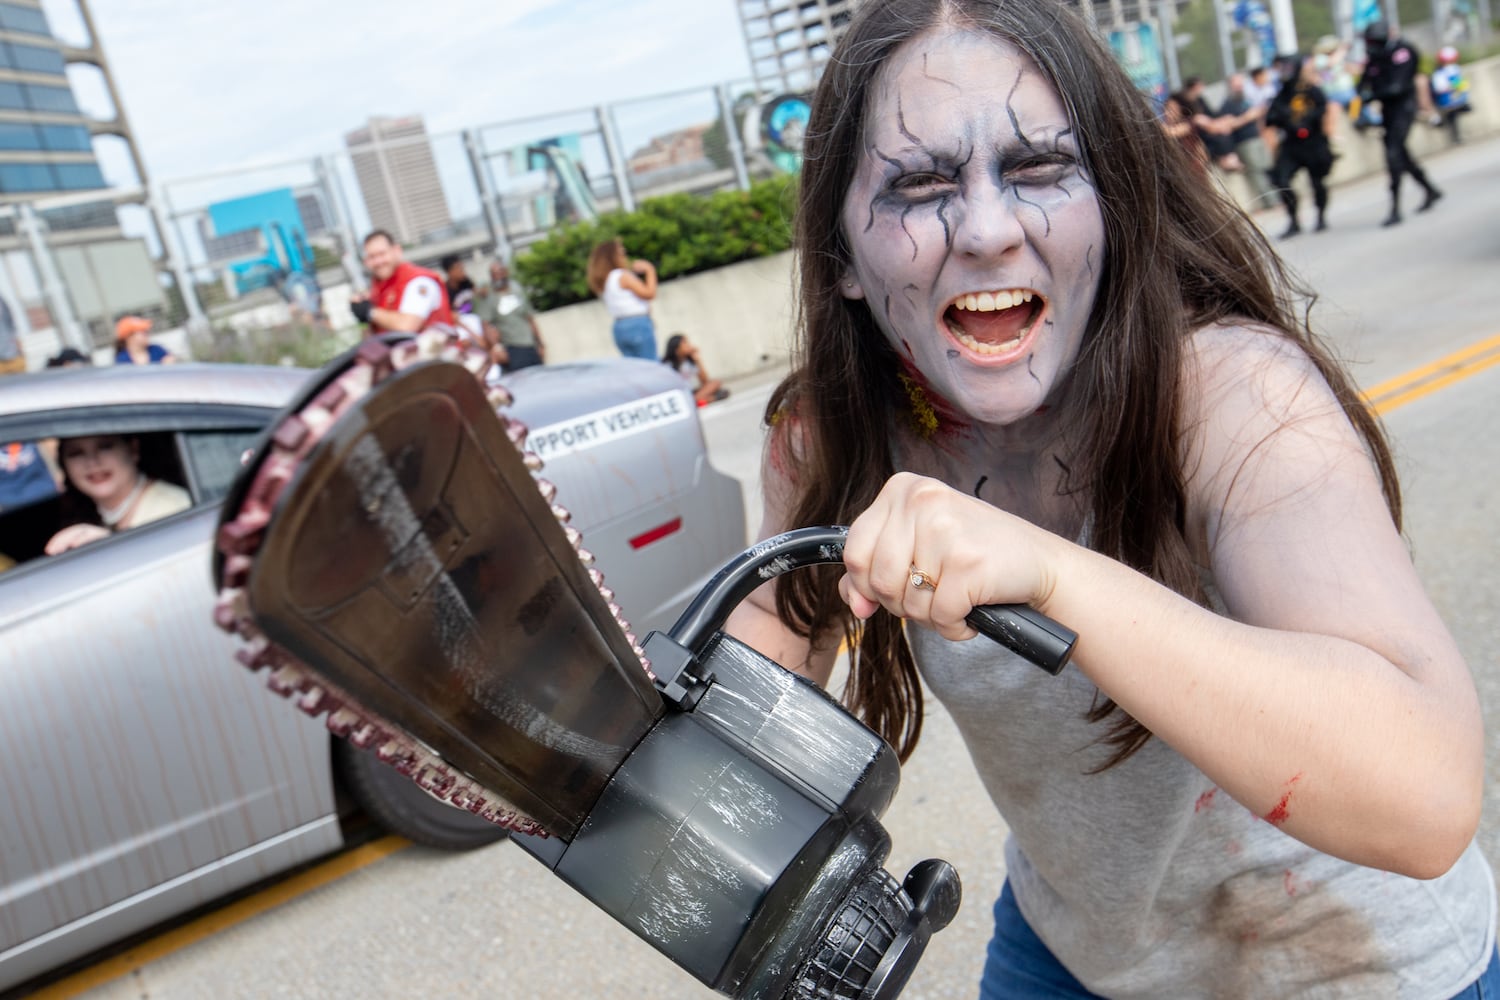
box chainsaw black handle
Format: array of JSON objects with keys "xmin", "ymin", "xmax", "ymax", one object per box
[{"xmin": 667, "ymin": 526, "xmax": 1077, "ymax": 675}]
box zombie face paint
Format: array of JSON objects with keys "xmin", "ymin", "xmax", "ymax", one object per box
[{"xmin": 840, "ymin": 27, "xmax": 1105, "ymax": 431}]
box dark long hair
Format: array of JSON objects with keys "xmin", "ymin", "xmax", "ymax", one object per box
[
  {"xmin": 771, "ymin": 0, "xmax": 1400, "ymax": 765},
  {"xmin": 662, "ymin": 333, "xmax": 688, "ymax": 370},
  {"xmin": 586, "ymin": 240, "xmax": 623, "ymax": 297}
]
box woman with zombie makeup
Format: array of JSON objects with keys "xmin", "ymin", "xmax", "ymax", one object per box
[
  {"xmin": 724, "ymin": 0, "xmax": 1496, "ymax": 996},
  {"xmin": 44, "ymin": 434, "xmax": 190, "ymax": 554}
]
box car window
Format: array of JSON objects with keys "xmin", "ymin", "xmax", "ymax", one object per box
[
  {"xmin": 0, "ymin": 398, "xmax": 278, "ymax": 572},
  {"xmin": 181, "ymin": 428, "xmax": 263, "ymax": 506},
  {"xmin": 0, "ymin": 430, "xmax": 194, "ymax": 569},
  {"xmin": 0, "ymin": 448, "xmax": 60, "ymax": 565}
]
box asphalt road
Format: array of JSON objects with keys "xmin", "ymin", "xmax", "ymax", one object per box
[{"xmin": 58, "ymin": 134, "xmax": 1500, "ymax": 1000}]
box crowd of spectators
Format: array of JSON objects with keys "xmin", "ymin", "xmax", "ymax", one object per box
[{"xmin": 1160, "ymin": 21, "xmax": 1455, "ymax": 234}]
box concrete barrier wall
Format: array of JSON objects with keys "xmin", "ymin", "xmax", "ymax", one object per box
[
  {"xmin": 533, "ymin": 250, "xmax": 799, "ymax": 377},
  {"xmin": 537, "ymin": 55, "xmax": 1499, "ymax": 382}
]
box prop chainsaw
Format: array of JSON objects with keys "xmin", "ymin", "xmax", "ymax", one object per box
[{"xmin": 211, "ymin": 333, "xmax": 1077, "ymax": 999}]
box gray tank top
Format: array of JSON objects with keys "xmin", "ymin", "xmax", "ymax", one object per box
[{"xmin": 910, "ymin": 622, "xmax": 1496, "ymax": 998}]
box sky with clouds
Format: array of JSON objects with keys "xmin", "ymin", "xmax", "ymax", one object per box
[{"xmin": 43, "ymin": 0, "xmax": 754, "ymax": 190}]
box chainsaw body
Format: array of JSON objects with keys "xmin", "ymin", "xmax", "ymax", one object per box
[
  {"xmin": 214, "ymin": 337, "xmax": 1070, "ymax": 997},
  {"xmin": 515, "ymin": 619, "xmax": 953, "ymax": 998}
]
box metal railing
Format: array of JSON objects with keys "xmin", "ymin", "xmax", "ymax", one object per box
[{"xmin": 2, "ymin": 0, "xmax": 1485, "ymax": 368}]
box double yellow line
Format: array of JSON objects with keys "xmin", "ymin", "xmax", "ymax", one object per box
[
  {"xmin": 1362, "ymin": 332, "xmax": 1500, "ymax": 415},
  {"xmin": 27, "ymin": 836, "xmax": 411, "ymax": 999},
  {"xmin": 28, "ymin": 331, "xmax": 1500, "ymax": 1000}
]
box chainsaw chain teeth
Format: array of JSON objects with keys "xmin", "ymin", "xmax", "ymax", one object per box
[{"xmin": 211, "ymin": 336, "xmax": 584, "ymax": 838}]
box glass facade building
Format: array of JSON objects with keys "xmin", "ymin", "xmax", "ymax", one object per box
[{"xmin": 0, "ymin": 1, "xmax": 108, "ymax": 198}]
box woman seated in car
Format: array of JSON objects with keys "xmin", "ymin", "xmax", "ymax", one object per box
[{"xmin": 45, "ymin": 434, "xmax": 190, "ymax": 554}]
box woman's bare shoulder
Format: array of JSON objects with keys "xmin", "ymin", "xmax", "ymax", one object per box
[
  {"xmin": 1181, "ymin": 320, "xmax": 1339, "ymax": 429},
  {"xmin": 1178, "ymin": 320, "xmax": 1361, "ymax": 557},
  {"xmin": 1185, "ymin": 319, "xmax": 1316, "ymax": 375}
]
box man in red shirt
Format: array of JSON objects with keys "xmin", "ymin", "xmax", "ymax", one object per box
[{"xmin": 350, "ymin": 230, "xmax": 454, "ymax": 334}]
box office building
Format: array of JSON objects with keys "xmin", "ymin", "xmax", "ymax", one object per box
[
  {"xmin": 344, "ymin": 115, "xmax": 451, "ymax": 246},
  {"xmin": 0, "ymin": 0, "xmax": 169, "ymax": 358},
  {"xmin": 736, "ymin": 0, "xmax": 1207, "ymax": 96},
  {"xmin": 736, "ymin": 0, "xmax": 856, "ymax": 94},
  {"xmin": 0, "ymin": 0, "xmax": 128, "ymax": 241}
]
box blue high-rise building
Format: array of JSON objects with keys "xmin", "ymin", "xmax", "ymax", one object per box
[
  {"xmin": 0, "ymin": 1, "xmax": 107, "ymax": 201},
  {"xmin": 0, "ymin": 0, "xmax": 167, "ymax": 355}
]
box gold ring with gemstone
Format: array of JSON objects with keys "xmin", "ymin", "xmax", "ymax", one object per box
[{"xmin": 909, "ymin": 564, "xmax": 937, "ymax": 591}]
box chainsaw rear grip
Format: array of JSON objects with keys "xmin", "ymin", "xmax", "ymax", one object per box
[{"xmin": 666, "ymin": 526, "xmax": 1077, "ymax": 677}]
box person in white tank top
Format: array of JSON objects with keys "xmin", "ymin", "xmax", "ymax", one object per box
[
  {"xmin": 724, "ymin": 2, "xmax": 1497, "ymax": 997},
  {"xmin": 587, "ymin": 238, "xmax": 658, "ymax": 360}
]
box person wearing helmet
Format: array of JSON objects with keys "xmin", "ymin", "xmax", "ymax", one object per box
[
  {"xmin": 1357, "ymin": 19, "xmax": 1443, "ymax": 226},
  {"xmin": 1430, "ymin": 46, "xmax": 1472, "ymax": 145}
]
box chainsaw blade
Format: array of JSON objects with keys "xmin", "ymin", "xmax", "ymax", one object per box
[{"xmin": 212, "ymin": 333, "xmax": 665, "ymax": 841}]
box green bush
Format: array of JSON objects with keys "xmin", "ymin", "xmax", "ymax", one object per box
[
  {"xmin": 189, "ymin": 321, "xmax": 358, "ymax": 368},
  {"xmin": 514, "ymin": 175, "xmax": 798, "ymax": 311}
]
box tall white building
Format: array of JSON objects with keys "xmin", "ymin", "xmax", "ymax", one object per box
[
  {"xmin": 735, "ymin": 0, "xmax": 1204, "ymax": 96},
  {"xmin": 736, "ymin": 0, "xmax": 857, "ymax": 94},
  {"xmin": 344, "ymin": 115, "xmax": 451, "ymax": 246}
]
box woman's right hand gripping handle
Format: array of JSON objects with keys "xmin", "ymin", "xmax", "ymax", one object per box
[{"xmin": 691, "ymin": 526, "xmax": 1075, "ymax": 676}]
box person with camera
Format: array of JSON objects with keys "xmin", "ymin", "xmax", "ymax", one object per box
[{"xmin": 349, "ymin": 230, "xmax": 453, "ymax": 334}]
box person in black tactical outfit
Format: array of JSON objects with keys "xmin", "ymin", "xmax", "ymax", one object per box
[
  {"xmin": 1358, "ymin": 19, "xmax": 1443, "ymax": 226},
  {"xmin": 1266, "ymin": 56, "xmax": 1336, "ymax": 238}
]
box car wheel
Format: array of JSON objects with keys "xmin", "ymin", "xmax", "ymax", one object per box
[{"xmin": 333, "ymin": 740, "xmax": 510, "ymax": 851}]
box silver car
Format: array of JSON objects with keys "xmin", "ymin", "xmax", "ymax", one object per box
[{"xmin": 0, "ymin": 357, "xmax": 746, "ymax": 993}]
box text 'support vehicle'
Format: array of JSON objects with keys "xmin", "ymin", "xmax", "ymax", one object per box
[{"xmin": 0, "ymin": 358, "xmax": 745, "ymax": 993}]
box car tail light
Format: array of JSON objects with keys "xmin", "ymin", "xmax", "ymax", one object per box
[{"xmin": 629, "ymin": 517, "xmax": 682, "ymax": 550}]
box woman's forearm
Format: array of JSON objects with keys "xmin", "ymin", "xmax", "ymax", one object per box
[{"xmin": 1039, "ymin": 536, "xmax": 1482, "ymax": 877}]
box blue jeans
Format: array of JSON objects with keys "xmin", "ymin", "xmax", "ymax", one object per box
[
  {"xmin": 502, "ymin": 344, "xmax": 543, "ymax": 371},
  {"xmin": 612, "ymin": 315, "xmax": 656, "ymax": 360},
  {"xmin": 980, "ymin": 880, "xmax": 1500, "ymax": 999},
  {"xmin": 1457, "ymin": 945, "xmax": 1500, "ymax": 999},
  {"xmin": 980, "ymin": 881, "xmax": 1103, "ymax": 999}
]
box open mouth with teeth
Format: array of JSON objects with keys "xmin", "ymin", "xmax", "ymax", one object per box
[{"xmin": 942, "ymin": 289, "xmax": 1045, "ymax": 357}]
